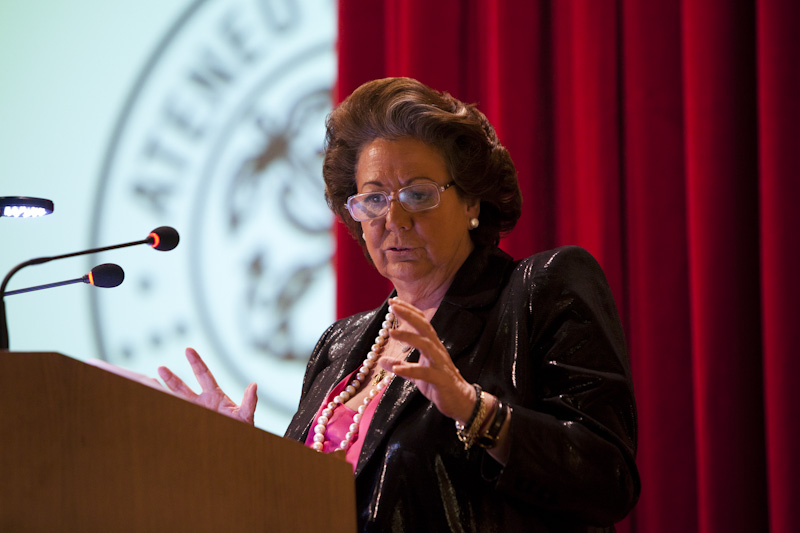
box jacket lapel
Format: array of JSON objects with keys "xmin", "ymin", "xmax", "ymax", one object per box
[{"xmin": 286, "ymin": 307, "xmax": 387, "ymax": 442}]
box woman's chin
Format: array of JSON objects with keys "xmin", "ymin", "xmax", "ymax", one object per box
[{"xmin": 382, "ymin": 260, "xmax": 432, "ymax": 286}]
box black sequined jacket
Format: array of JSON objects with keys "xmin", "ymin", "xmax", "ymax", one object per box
[{"xmin": 285, "ymin": 245, "xmax": 640, "ymax": 532}]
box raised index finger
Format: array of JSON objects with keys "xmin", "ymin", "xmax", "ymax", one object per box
[
  {"xmin": 185, "ymin": 347, "xmax": 221, "ymax": 392},
  {"xmin": 389, "ymin": 298, "xmax": 437, "ymax": 337},
  {"xmin": 389, "ymin": 299, "xmax": 448, "ymax": 362}
]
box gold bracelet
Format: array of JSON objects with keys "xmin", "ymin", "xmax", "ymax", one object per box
[
  {"xmin": 455, "ymin": 384, "xmax": 481, "ymax": 440},
  {"xmin": 455, "ymin": 388, "xmax": 487, "ymax": 450},
  {"xmin": 468, "ymin": 391, "xmax": 489, "ymax": 444}
]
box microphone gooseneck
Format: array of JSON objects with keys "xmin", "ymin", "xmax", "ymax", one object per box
[
  {"xmin": 4, "ymin": 264, "xmax": 126, "ymax": 296},
  {"xmin": 0, "ymin": 226, "xmax": 178, "ymax": 350}
]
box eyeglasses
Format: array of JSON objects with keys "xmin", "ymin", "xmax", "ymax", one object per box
[{"xmin": 345, "ymin": 181, "xmax": 455, "ymax": 221}]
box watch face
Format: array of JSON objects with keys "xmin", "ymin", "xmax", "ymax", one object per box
[{"xmin": 89, "ymin": 0, "xmax": 336, "ymax": 432}]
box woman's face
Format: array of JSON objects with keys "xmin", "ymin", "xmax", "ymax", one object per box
[{"xmin": 355, "ymin": 137, "xmax": 479, "ymax": 301}]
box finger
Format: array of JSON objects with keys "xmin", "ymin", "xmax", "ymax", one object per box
[
  {"xmin": 389, "ymin": 297, "xmax": 426, "ymax": 317},
  {"xmin": 239, "ymin": 382, "xmax": 258, "ymax": 425},
  {"xmin": 379, "ymin": 359, "xmax": 422, "ymax": 387},
  {"xmin": 390, "ymin": 299, "xmax": 438, "ymax": 337},
  {"xmin": 389, "ymin": 299, "xmax": 440, "ymax": 347},
  {"xmin": 389, "ymin": 297, "xmax": 426, "ymax": 321},
  {"xmin": 157, "ymin": 366, "xmax": 198, "ymax": 400},
  {"xmin": 379, "ymin": 358, "xmax": 400, "ymax": 372},
  {"xmin": 389, "ymin": 328, "xmax": 440, "ymax": 354},
  {"xmin": 389, "ymin": 330, "xmax": 449, "ymax": 367},
  {"xmin": 380, "ymin": 359, "xmax": 425, "ymax": 382},
  {"xmin": 185, "ymin": 347, "xmax": 221, "ymax": 392},
  {"xmin": 390, "ymin": 362, "xmax": 433, "ymax": 381}
]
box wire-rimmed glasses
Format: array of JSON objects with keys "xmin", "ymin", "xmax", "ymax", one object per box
[{"xmin": 345, "ymin": 181, "xmax": 454, "ymax": 221}]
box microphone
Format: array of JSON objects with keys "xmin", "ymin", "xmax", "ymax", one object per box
[
  {"xmin": 3, "ymin": 263, "xmax": 125, "ymax": 296},
  {"xmin": 146, "ymin": 226, "xmax": 179, "ymax": 252},
  {"xmin": 0, "ymin": 226, "xmax": 179, "ymax": 350},
  {"xmin": 85, "ymin": 263, "xmax": 126, "ymax": 288}
]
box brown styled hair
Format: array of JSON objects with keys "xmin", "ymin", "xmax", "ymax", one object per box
[{"xmin": 323, "ymin": 77, "xmax": 522, "ymax": 250}]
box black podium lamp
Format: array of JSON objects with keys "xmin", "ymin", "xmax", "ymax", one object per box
[
  {"xmin": 1, "ymin": 196, "xmax": 55, "ymax": 349},
  {"xmin": 0, "ymin": 196, "xmax": 54, "ymax": 218}
]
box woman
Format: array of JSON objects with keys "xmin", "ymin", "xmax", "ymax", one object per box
[{"xmin": 160, "ymin": 77, "xmax": 640, "ymax": 531}]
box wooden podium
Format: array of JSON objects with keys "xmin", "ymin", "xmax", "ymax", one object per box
[{"xmin": 0, "ymin": 352, "xmax": 356, "ymax": 532}]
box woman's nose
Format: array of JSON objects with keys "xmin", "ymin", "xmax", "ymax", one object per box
[{"xmin": 384, "ymin": 196, "xmax": 411, "ymax": 230}]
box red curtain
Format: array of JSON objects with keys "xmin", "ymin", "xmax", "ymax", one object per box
[{"xmin": 334, "ymin": 1, "xmax": 800, "ymax": 531}]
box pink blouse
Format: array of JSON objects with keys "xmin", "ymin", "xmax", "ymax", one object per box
[{"xmin": 303, "ymin": 368, "xmax": 389, "ymax": 471}]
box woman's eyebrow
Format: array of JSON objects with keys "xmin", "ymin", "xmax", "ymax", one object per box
[{"xmin": 361, "ymin": 176, "xmax": 434, "ymax": 188}]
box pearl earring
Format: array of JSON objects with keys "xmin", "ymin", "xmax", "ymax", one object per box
[
  {"xmin": 469, "ymin": 218, "xmax": 479, "ymax": 229},
  {"xmin": 362, "ymin": 233, "xmax": 366, "ymax": 240}
]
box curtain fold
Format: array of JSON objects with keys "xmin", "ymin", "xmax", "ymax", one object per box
[
  {"xmin": 621, "ymin": 2, "xmax": 697, "ymax": 531},
  {"xmin": 681, "ymin": 2, "xmax": 768, "ymax": 531},
  {"xmin": 757, "ymin": 2, "xmax": 800, "ymax": 532},
  {"xmin": 551, "ymin": 0, "xmax": 625, "ymax": 305},
  {"xmin": 334, "ymin": 1, "xmax": 799, "ymax": 531}
]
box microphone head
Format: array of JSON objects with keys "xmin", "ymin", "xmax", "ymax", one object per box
[
  {"xmin": 88, "ymin": 263, "xmax": 125, "ymax": 288},
  {"xmin": 146, "ymin": 226, "xmax": 180, "ymax": 251}
]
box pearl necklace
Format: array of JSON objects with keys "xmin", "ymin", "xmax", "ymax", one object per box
[{"xmin": 311, "ymin": 308, "xmax": 396, "ymax": 452}]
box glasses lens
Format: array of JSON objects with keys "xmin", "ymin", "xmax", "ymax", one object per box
[
  {"xmin": 398, "ymin": 183, "xmax": 440, "ymax": 212},
  {"xmin": 345, "ymin": 182, "xmax": 445, "ymax": 221},
  {"xmin": 347, "ymin": 192, "xmax": 389, "ymax": 221}
]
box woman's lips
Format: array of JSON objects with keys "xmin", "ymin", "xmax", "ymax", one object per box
[{"xmin": 385, "ymin": 246, "xmax": 417, "ymax": 257}]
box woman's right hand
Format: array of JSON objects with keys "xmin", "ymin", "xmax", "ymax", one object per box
[{"xmin": 158, "ymin": 347, "xmax": 258, "ymax": 425}]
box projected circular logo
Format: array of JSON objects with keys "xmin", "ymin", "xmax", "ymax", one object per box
[{"xmin": 89, "ymin": 0, "xmax": 336, "ymax": 431}]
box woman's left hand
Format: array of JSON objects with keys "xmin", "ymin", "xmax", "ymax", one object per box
[
  {"xmin": 380, "ymin": 298, "xmax": 476, "ymax": 422},
  {"xmin": 158, "ymin": 348, "xmax": 258, "ymax": 425}
]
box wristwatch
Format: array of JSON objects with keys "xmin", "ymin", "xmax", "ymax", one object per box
[{"xmin": 477, "ymin": 400, "xmax": 510, "ymax": 449}]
